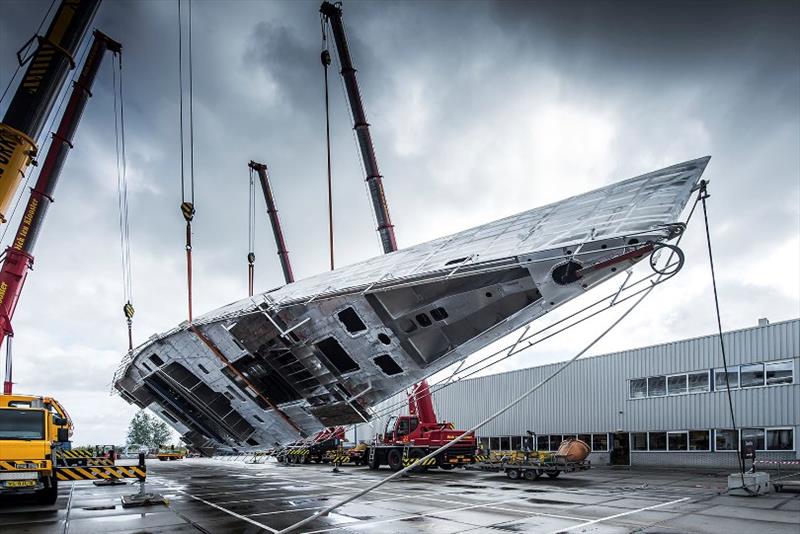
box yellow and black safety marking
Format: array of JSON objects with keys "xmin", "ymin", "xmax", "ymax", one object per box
[
  {"xmin": 402, "ymin": 457, "xmax": 436, "ymax": 468},
  {"xmin": 56, "ymin": 465, "xmax": 146, "ymax": 482},
  {"xmin": 328, "ymin": 454, "xmax": 351, "ymax": 464},
  {"xmin": 0, "ymin": 460, "xmax": 48, "ymax": 471},
  {"xmin": 288, "ymin": 448, "xmax": 309, "ymax": 456},
  {"xmin": 56, "ymin": 449, "xmax": 96, "ymax": 459},
  {"xmin": 474, "ymin": 455, "xmax": 489, "ymax": 462}
]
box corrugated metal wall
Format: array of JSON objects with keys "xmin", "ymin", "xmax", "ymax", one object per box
[{"xmin": 354, "ymin": 319, "xmax": 799, "ymax": 460}]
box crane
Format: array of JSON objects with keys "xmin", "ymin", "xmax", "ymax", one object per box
[
  {"xmin": 0, "ymin": 0, "xmax": 101, "ymax": 224},
  {"xmin": 319, "ymin": 1, "xmax": 398, "ymax": 254},
  {"xmin": 0, "ymin": 30, "xmax": 122, "ymax": 394}
]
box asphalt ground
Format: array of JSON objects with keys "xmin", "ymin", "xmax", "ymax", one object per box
[{"xmin": 1, "ymin": 458, "xmax": 798, "ymax": 533}]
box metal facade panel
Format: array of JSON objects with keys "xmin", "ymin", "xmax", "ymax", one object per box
[{"xmin": 390, "ymin": 319, "xmax": 800, "ymax": 437}]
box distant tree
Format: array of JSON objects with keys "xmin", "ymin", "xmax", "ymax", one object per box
[
  {"xmin": 151, "ymin": 418, "xmax": 171, "ymax": 448},
  {"xmin": 126, "ymin": 410, "xmax": 152, "ymax": 446},
  {"xmin": 126, "ymin": 410, "xmax": 173, "ymax": 448}
]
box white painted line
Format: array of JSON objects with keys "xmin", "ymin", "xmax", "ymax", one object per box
[
  {"xmin": 303, "ymin": 497, "xmax": 521, "ymax": 534},
  {"xmin": 550, "ymin": 496, "xmax": 690, "ymax": 533},
  {"xmin": 155, "ymin": 482, "xmax": 278, "ymax": 533}
]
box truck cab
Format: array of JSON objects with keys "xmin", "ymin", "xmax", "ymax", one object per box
[{"xmin": 0, "ymin": 397, "xmax": 65, "ymax": 503}]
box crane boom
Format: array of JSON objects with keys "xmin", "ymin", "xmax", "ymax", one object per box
[
  {"xmin": 0, "ymin": 31, "xmax": 121, "ymax": 394},
  {"xmin": 0, "ymin": 0, "xmax": 101, "ymax": 223},
  {"xmin": 320, "ymin": 1, "xmax": 398, "ymax": 254},
  {"xmin": 248, "ymin": 161, "xmax": 295, "ymax": 285}
]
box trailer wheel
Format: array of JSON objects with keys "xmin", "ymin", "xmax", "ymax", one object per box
[
  {"xmin": 387, "ymin": 449, "xmax": 403, "ymax": 471},
  {"xmin": 546, "ymin": 471, "xmax": 560, "ymax": 479},
  {"xmin": 506, "ymin": 468, "xmax": 520, "ymax": 480},
  {"xmin": 524, "ymin": 470, "xmax": 540, "ymax": 481}
]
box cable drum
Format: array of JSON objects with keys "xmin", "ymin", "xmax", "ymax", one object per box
[{"xmin": 649, "ymin": 243, "xmax": 684, "ymax": 277}]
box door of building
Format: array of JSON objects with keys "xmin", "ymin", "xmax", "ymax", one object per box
[{"xmin": 611, "ymin": 432, "xmax": 630, "ymax": 466}]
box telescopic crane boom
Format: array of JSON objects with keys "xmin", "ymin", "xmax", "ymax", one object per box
[
  {"xmin": 0, "ymin": 30, "xmax": 121, "ymax": 395},
  {"xmin": 320, "ymin": 1, "xmax": 398, "ymax": 254},
  {"xmin": 0, "ymin": 0, "xmax": 101, "ymax": 224},
  {"xmin": 248, "ymin": 161, "xmax": 295, "ymax": 286}
]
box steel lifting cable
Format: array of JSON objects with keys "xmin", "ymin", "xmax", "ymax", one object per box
[
  {"xmin": 112, "ymin": 48, "xmax": 135, "ymax": 352},
  {"xmin": 247, "ymin": 166, "xmax": 256, "ymax": 297},
  {"xmin": 321, "ymin": 16, "xmax": 335, "ymax": 270},
  {"xmin": 698, "ymin": 181, "xmax": 748, "ymax": 487},
  {"xmin": 178, "ymin": 0, "xmax": 196, "ymax": 322}
]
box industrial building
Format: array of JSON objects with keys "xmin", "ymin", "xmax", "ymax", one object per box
[{"xmin": 357, "ymin": 318, "xmax": 799, "ymax": 468}]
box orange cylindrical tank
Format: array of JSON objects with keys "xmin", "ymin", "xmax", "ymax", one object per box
[{"xmin": 556, "ymin": 438, "xmax": 590, "ymax": 462}]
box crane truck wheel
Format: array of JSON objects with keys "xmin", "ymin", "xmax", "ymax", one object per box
[
  {"xmin": 408, "ymin": 448, "xmax": 427, "ymax": 473},
  {"xmin": 387, "ymin": 449, "xmax": 403, "ymax": 471},
  {"xmin": 524, "ymin": 470, "xmax": 540, "ymax": 481},
  {"xmin": 438, "ymin": 464, "xmax": 455, "ymax": 470},
  {"xmin": 506, "ymin": 468, "xmax": 521, "ymax": 480},
  {"xmin": 35, "ymin": 476, "xmax": 58, "ymax": 505}
]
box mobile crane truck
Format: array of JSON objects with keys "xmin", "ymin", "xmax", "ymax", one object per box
[
  {"xmin": 0, "ymin": 397, "xmax": 68, "ymax": 503},
  {"xmin": 367, "ymin": 380, "xmax": 476, "ymax": 471}
]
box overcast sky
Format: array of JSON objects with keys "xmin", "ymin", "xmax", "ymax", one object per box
[{"xmin": 1, "ymin": 0, "xmax": 797, "ymax": 445}]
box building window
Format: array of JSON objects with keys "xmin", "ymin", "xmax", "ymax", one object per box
[
  {"xmin": 549, "ymin": 435, "xmax": 563, "ymax": 451},
  {"xmin": 632, "ymin": 433, "xmax": 648, "ymax": 451},
  {"xmin": 687, "ymin": 371, "xmax": 709, "ymax": 393},
  {"xmin": 478, "ymin": 437, "xmax": 490, "ymax": 452},
  {"xmin": 715, "ymin": 429, "xmax": 739, "ymax": 451},
  {"xmin": 667, "ymin": 375, "xmax": 687, "ymax": 395},
  {"xmin": 668, "ymin": 431, "xmax": 689, "ymax": 451},
  {"xmin": 511, "ymin": 436, "xmax": 522, "ymax": 450},
  {"xmin": 578, "ymin": 434, "xmax": 591, "ymax": 446},
  {"xmin": 490, "ymin": 437, "xmax": 500, "ymax": 451},
  {"xmin": 689, "ymin": 430, "xmax": 711, "ymax": 451},
  {"xmin": 766, "ymin": 428, "xmax": 794, "ymax": 451},
  {"xmin": 537, "ymin": 435, "xmax": 549, "ymax": 451},
  {"xmin": 500, "ymin": 437, "xmax": 510, "ymax": 450},
  {"xmin": 740, "ymin": 363, "xmax": 764, "ymax": 388},
  {"xmin": 630, "ymin": 378, "xmax": 647, "ymax": 398},
  {"xmin": 649, "ymin": 432, "xmax": 667, "ymax": 451},
  {"xmin": 765, "ymin": 361, "xmax": 793, "ymax": 385},
  {"xmin": 742, "ymin": 428, "xmax": 766, "ymax": 451},
  {"xmin": 592, "ymin": 433, "xmax": 608, "ymax": 451},
  {"xmin": 648, "ymin": 376, "xmax": 666, "ymax": 397},
  {"xmin": 714, "ymin": 369, "xmax": 739, "ymax": 390}
]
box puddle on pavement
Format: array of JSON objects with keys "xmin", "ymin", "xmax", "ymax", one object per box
[
  {"xmin": 82, "ymin": 505, "xmax": 116, "ymax": 511},
  {"xmin": 446, "ymin": 484, "xmax": 486, "ymax": 489},
  {"xmin": 527, "ymin": 498, "xmax": 572, "ymax": 505}
]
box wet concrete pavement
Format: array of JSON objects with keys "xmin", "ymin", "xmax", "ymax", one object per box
[{"xmin": 1, "ymin": 458, "xmax": 798, "ymax": 533}]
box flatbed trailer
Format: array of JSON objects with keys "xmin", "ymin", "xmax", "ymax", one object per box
[{"xmin": 470, "ymin": 454, "xmax": 590, "ymax": 480}]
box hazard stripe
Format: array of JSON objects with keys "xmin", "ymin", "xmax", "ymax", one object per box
[{"xmin": 56, "ymin": 465, "xmax": 147, "ymax": 481}]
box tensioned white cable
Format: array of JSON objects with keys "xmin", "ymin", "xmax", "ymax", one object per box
[{"xmin": 277, "ymin": 279, "xmax": 658, "ymax": 534}]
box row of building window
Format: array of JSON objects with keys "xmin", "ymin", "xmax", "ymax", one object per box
[
  {"xmin": 478, "ymin": 433, "xmax": 609, "ymax": 452},
  {"xmin": 630, "ymin": 427, "xmax": 794, "ymax": 452},
  {"xmin": 629, "ymin": 360, "xmax": 794, "ymax": 399},
  {"xmin": 479, "ymin": 428, "xmax": 795, "ymax": 454}
]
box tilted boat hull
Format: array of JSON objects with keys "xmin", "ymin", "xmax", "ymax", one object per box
[{"xmin": 113, "ymin": 157, "xmax": 709, "ymax": 452}]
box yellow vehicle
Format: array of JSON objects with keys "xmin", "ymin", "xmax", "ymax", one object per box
[
  {"xmin": 0, "ymin": 395, "xmax": 69, "ymax": 503},
  {"xmin": 156, "ymin": 447, "xmax": 186, "ymax": 461}
]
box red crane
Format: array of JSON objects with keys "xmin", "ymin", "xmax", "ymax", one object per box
[{"xmin": 1, "ymin": 31, "xmax": 122, "ymax": 394}]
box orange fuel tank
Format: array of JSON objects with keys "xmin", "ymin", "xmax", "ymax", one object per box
[{"xmin": 556, "ymin": 438, "xmax": 590, "ymax": 462}]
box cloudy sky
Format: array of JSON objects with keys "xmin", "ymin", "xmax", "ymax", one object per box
[{"xmin": 1, "ymin": 0, "xmax": 797, "ymax": 445}]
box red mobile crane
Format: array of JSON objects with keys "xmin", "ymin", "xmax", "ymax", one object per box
[
  {"xmin": 0, "ymin": 30, "xmax": 122, "ymax": 394},
  {"xmin": 367, "ymin": 380, "xmax": 476, "ymax": 471}
]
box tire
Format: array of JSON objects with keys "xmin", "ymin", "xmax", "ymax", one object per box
[
  {"xmin": 439, "ymin": 464, "xmax": 455, "ymax": 471},
  {"xmin": 506, "ymin": 469, "xmax": 520, "ymax": 480},
  {"xmin": 35, "ymin": 476, "xmax": 58, "ymax": 505},
  {"xmin": 387, "ymin": 449, "xmax": 404, "ymax": 472},
  {"xmin": 546, "ymin": 471, "xmax": 560, "ymax": 479},
  {"xmin": 523, "ymin": 470, "xmax": 540, "ymax": 481},
  {"xmin": 367, "ymin": 453, "xmax": 380, "ymax": 470}
]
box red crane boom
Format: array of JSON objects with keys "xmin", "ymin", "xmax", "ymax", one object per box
[{"xmin": 1, "ymin": 31, "xmax": 121, "ymax": 394}]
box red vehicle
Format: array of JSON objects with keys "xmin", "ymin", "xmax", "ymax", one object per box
[{"xmin": 367, "ymin": 380, "xmax": 475, "ymax": 471}]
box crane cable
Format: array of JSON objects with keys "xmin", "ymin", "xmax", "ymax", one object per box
[
  {"xmin": 247, "ymin": 165, "xmax": 256, "ymax": 297},
  {"xmin": 178, "ymin": 0, "xmax": 196, "ymax": 322},
  {"xmin": 112, "ymin": 46, "xmax": 134, "ymax": 352},
  {"xmin": 698, "ymin": 180, "xmax": 748, "ymax": 488},
  {"xmin": 320, "ymin": 15, "xmax": 334, "ymax": 270}
]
